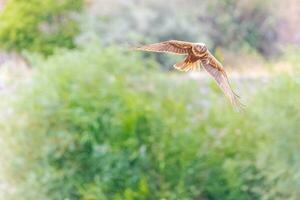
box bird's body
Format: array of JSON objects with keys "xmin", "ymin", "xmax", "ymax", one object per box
[{"xmin": 133, "ymin": 40, "xmax": 244, "ymax": 108}]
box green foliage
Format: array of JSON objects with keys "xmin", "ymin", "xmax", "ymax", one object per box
[
  {"xmin": 82, "ymin": 0, "xmax": 279, "ymax": 60},
  {"xmin": 1, "ymin": 45, "xmax": 300, "ymax": 200},
  {"xmin": 280, "ymin": 47, "xmax": 300, "ymax": 71},
  {"xmin": 0, "ymin": 0, "xmax": 83, "ymax": 55},
  {"xmin": 0, "ymin": 45, "xmax": 259, "ymax": 200},
  {"xmin": 250, "ymin": 76, "xmax": 300, "ymax": 199},
  {"xmin": 201, "ymin": 0, "xmax": 279, "ymax": 56}
]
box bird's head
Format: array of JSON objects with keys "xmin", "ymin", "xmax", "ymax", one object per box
[{"xmin": 193, "ymin": 43, "xmax": 207, "ymax": 54}]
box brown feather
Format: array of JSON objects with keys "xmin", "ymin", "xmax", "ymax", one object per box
[
  {"xmin": 132, "ymin": 40, "xmax": 244, "ymax": 109},
  {"xmin": 174, "ymin": 54, "xmax": 200, "ymax": 71},
  {"xmin": 201, "ymin": 52, "xmax": 244, "ymax": 109},
  {"xmin": 133, "ymin": 40, "xmax": 193, "ymax": 55}
]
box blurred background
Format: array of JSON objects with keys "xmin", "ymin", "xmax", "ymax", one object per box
[{"xmin": 0, "ymin": 0, "xmax": 299, "ymax": 199}]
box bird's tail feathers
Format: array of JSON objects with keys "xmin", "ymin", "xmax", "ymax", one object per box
[{"xmin": 174, "ymin": 60, "xmax": 200, "ymax": 72}]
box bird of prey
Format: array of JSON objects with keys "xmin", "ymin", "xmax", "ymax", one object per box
[{"xmin": 133, "ymin": 40, "xmax": 243, "ymax": 108}]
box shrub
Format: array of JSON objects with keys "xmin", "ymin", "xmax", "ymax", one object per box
[
  {"xmin": 198, "ymin": 0, "xmax": 279, "ymax": 57},
  {"xmin": 1, "ymin": 45, "xmax": 265, "ymax": 200},
  {"xmin": 0, "ymin": 0, "xmax": 83, "ymax": 55},
  {"xmin": 250, "ymin": 76, "xmax": 300, "ymax": 199},
  {"xmin": 82, "ymin": 0, "xmax": 279, "ymax": 59},
  {"xmin": 2, "ymin": 45, "xmax": 300, "ymax": 200}
]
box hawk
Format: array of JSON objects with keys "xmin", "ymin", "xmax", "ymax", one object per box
[{"xmin": 133, "ymin": 40, "xmax": 243, "ymax": 108}]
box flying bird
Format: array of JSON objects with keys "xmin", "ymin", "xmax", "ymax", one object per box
[{"xmin": 133, "ymin": 40, "xmax": 243, "ymax": 108}]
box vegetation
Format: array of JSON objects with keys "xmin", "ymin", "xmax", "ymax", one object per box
[
  {"xmin": 0, "ymin": 0, "xmax": 299, "ymax": 199},
  {"xmin": 86, "ymin": 0, "xmax": 279, "ymax": 57},
  {"xmin": 0, "ymin": 0, "xmax": 280, "ymax": 58},
  {"xmin": 1, "ymin": 45, "xmax": 300, "ymax": 200},
  {"xmin": 0, "ymin": 0, "xmax": 83, "ymax": 55}
]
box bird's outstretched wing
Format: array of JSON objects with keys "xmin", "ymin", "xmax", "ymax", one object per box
[
  {"xmin": 201, "ymin": 52, "xmax": 244, "ymax": 109},
  {"xmin": 133, "ymin": 40, "xmax": 194, "ymax": 55}
]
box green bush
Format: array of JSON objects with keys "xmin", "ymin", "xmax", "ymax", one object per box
[
  {"xmin": 2, "ymin": 45, "xmax": 300, "ymax": 200},
  {"xmin": 0, "ymin": 0, "xmax": 83, "ymax": 55},
  {"xmin": 199, "ymin": 0, "xmax": 279, "ymax": 56},
  {"xmin": 83, "ymin": 0, "xmax": 279, "ymax": 59},
  {"xmin": 250, "ymin": 76, "xmax": 300, "ymax": 199},
  {"xmin": 1, "ymin": 45, "xmax": 264, "ymax": 200}
]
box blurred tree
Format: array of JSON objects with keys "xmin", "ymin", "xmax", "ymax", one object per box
[
  {"xmin": 0, "ymin": 0, "xmax": 83, "ymax": 55},
  {"xmin": 198, "ymin": 0, "xmax": 279, "ymax": 57},
  {"xmin": 83, "ymin": 0, "xmax": 280, "ymax": 61}
]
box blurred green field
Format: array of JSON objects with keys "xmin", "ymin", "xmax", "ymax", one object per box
[{"xmin": 0, "ymin": 0, "xmax": 300, "ymax": 200}]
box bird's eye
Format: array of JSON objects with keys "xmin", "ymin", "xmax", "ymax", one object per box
[{"xmin": 196, "ymin": 45, "xmax": 206, "ymax": 52}]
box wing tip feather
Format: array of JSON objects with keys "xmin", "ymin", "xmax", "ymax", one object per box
[{"xmin": 231, "ymin": 94, "xmax": 246, "ymax": 111}]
